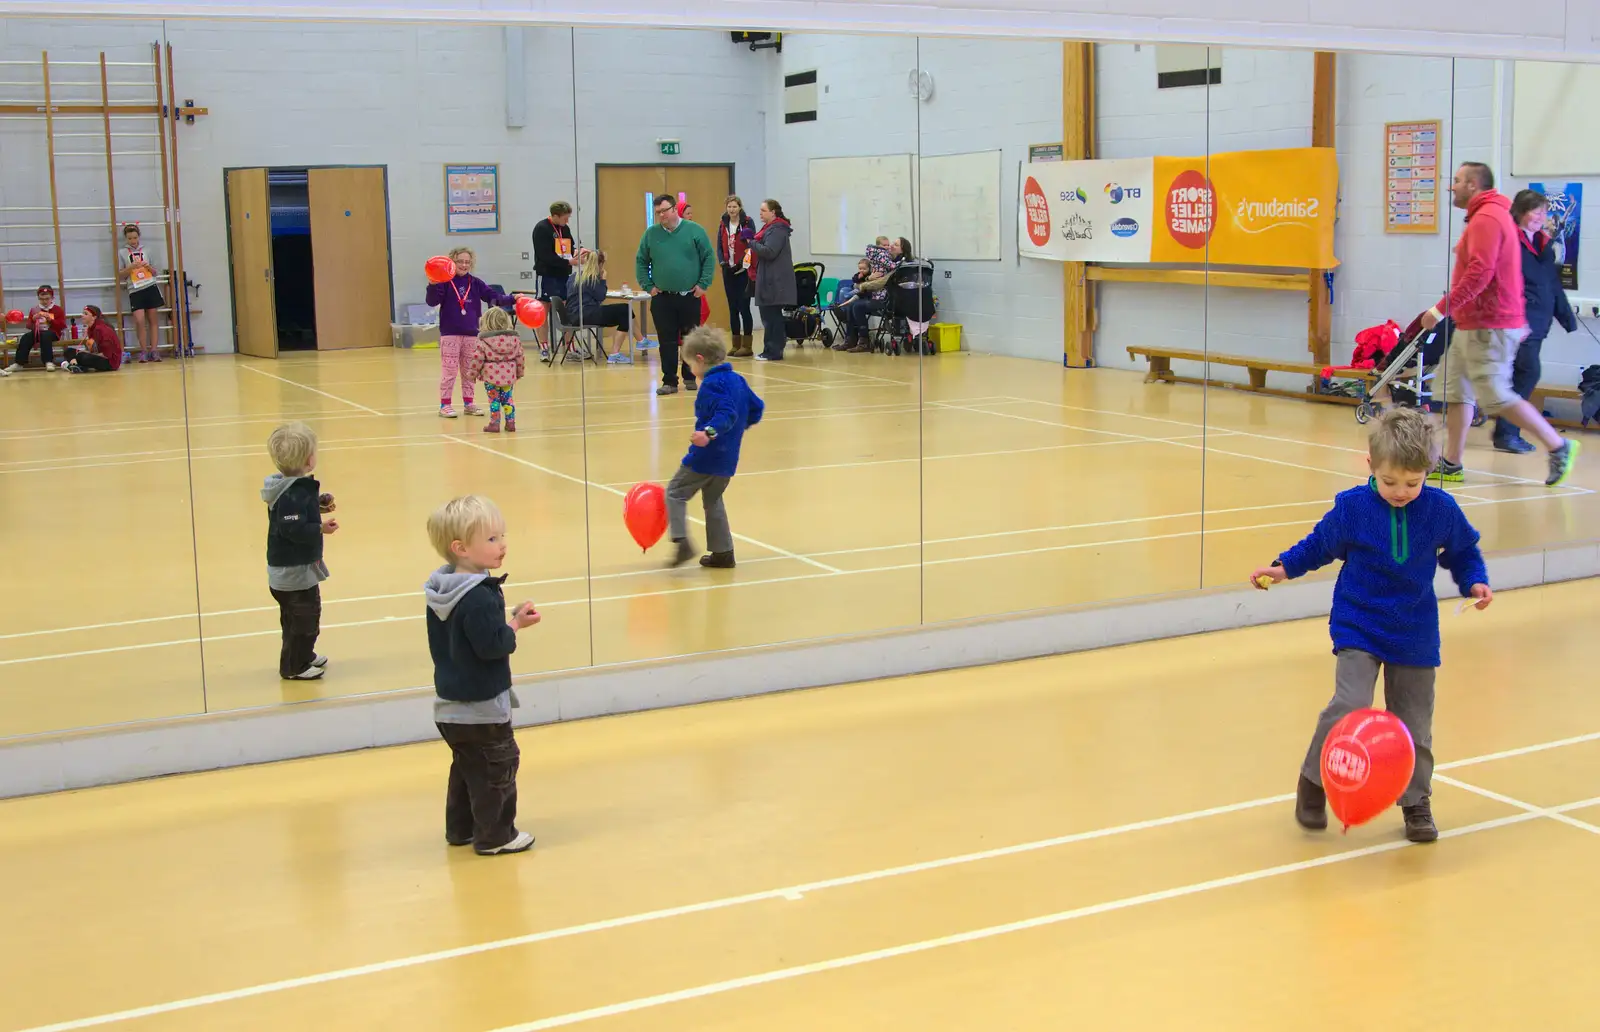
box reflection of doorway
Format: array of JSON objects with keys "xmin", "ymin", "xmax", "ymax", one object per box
[
  {"xmin": 269, "ymin": 170, "xmax": 317, "ymax": 350},
  {"xmin": 225, "ymin": 165, "xmax": 394, "ymax": 358},
  {"xmin": 594, "ymin": 164, "xmax": 734, "ymax": 331}
]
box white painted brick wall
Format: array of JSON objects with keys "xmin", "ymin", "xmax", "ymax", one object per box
[{"xmin": 0, "ymin": 21, "xmax": 766, "ymax": 351}]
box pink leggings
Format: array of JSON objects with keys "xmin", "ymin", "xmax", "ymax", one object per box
[{"xmin": 439, "ymin": 335, "xmax": 477, "ymax": 407}]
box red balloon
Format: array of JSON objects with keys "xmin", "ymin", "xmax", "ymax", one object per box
[
  {"xmin": 623, "ymin": 482, "xmax": 667, "ymax": 552},
  {"xmin": 515, "ymin": 296, "xmax": 547, "ymax": 329},
  {"xmin": 1320, "ymin": 708, "xmax": 1416, "ymax": 832},
  {"xmin": 424, "ymin": 256, "xmax": 456, "ymax": 284},
  {"xmin": 3, "ymin": 309, "xmax": 23, "ymax": 324}
]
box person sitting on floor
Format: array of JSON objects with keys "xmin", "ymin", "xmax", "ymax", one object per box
[{"xmin": 64, "ymin": 305, "xmax": 125, "ymax": 373}]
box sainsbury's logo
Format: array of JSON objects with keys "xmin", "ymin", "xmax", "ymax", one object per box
[{"xmin": 1235, "ymin": 196, "xmax": 1321, "ymax": 222}]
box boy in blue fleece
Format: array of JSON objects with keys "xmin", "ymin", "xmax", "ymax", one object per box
[
  {"xmin": 665, "ymin": 327, "xmax": 765, "ymax": 569},
  {"xmin": 1251, "ymin": 408, "xmax": 1492, "ymax": 843}
]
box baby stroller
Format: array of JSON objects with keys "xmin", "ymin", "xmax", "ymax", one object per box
[
  {"xmin": 871, "ymin": 259, "xmax": 938, "ymax": 356},
  {"xmin": 783, "ymin": 262, "xmax": 831, "ymax": 348},
  {"xmin": 1352, "ymin": 314, "xmax": 1484, "ymax": 427}
]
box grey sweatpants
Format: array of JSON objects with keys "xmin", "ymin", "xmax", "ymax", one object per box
[
  {"xmin": 666, "ymin": 464, "xmax": 733, "ymax": 553},
  {"xmin": 1301, "ymin": 649, "xmax": 1435, "ymax": 807}
]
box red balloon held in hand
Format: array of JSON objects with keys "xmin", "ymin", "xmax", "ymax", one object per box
[
  {"xmin": 623, "ymin": 482, "xmax": 667, "ymax": 552},
  {"xmin": 1320, "ymin": 708, "xmax": 1416, "ymax": 832},
  {"xmin": 515, "ymin": 296, "xmax": 547, "ymax": 329},
  {"xmin": 424, "ymin": 256, "xmax": 457, "ymax": 284}
]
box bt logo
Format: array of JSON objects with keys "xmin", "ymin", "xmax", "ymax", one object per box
[
  {"xmin": 1105, "ymin": 183, "xmax": 1142, "ymax": 204},
  {"xmin": 1058, "ymin": 187, "xmax": 1088, "ymax": 204}
]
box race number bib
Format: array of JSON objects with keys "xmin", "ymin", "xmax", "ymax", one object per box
[
  {"xmin": 128, "ymin": 249, "xmax": 155, "ymax": 288},
  {"xmin": 556, "ymin": 236, "xmax": 573, "ymax": 259}
]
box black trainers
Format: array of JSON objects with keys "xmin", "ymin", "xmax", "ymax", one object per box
[
  {"xmin": 700, "ymin": 550, "xmax": 736, "ymax": 569},
  {"xmin": 667, "ymin": 538, "xmax": 695, "ymax": 568},
  {"xmin": 1402, "ymin": 801, "xmax": 1439, "ymax": 843},
  {"xmin": 1493, "ymin": 435, "xmax": 1534, "ymax": 454},
  {"xmin": 1295, "ymin": 775, "xmax": 1328, "ymax": 831},
  {"xmin": 1546, "ymin": 439, "xmax": 1580, "ymax": 487}
]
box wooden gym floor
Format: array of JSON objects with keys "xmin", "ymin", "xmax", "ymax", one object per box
[
  {"xmin": 2, "ymin": 579, "xmax": 1598, "ymax": 1031},
  {"xmin": 0, "ymin": 346, "xmax": 1596, "ymax": 738}
]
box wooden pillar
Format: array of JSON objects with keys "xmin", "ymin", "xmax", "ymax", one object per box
[
  {"xmin": 42, "ymin": 52, "xmax": 66, "ymax": 310},
  {"xmin": 165, "ymin": 43, "xmax": 189, "ymax": 358},
  {"xmin": 152, "ymin": 43, "xmax": 179, "ymax": 357},
  {"xmin": 1062, "ymin": 41, "xmax": 1096, "ymax": 367},
  {"xmin": 1308, "ymin": 51, "xmax": 1337, "ymax": 366},
  {"xmin": 100, "ymin": 53, "xmax": 127, "ymax": 336}
]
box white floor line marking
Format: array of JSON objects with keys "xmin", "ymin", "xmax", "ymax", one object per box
[
  {"xmin": 236, "ymin": 364, "xmax": 386, "ymax": 417},
  {"xmin": 993, "ymin": 396, "xmax": 1569, "ymax": 490},
  {"xmin": 0, "ymin": 492, "xmax": 1561, "ymax": 658},
  {"xmin": 487, "ymin": 802, "xmax": 1600, "ymax": 1032},
  {"xmin": 1433, "ymin": 775, "xmax": 1600, "ymax": 836},
  {"xmin": 22, "ymin": 737, "xmax": 1599, "ymax": 1032},
  {"xmin": 448, "ymin": 437, "xmax": 842, "ymax": 575}
]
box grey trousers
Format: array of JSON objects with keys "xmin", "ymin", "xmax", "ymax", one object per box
[
  {"xmin": 666, "ymin": 464, "xmax": 733, "ymax": 553},
  {"xmin": 1301, "ymin": 649, "xmax": 1435, "ymax": 807}
]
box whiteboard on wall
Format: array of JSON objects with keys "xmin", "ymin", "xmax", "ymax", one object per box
[
  {"xmin": 1512, "ymin": 61, "xmax": 1600, "ymax": 176},
  {"xmin": 918, "ymin": 149, "xmax": 1003, "ymax": 262},
  {"xmin": 807, "ymin": 154, "xmax": 915, "ymax": 256}
]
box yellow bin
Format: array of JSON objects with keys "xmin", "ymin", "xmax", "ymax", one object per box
[{"xmin": 928, "ymin": 323, "xmax": 962, "ymax": 353}]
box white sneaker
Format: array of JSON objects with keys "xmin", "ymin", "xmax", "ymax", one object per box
[
  {"xmin": 0, "ymin": 367, "xmax": 10, "ymax": 376},
  {"xmin": 463, "ymin": 404, "xmax": 483, "ymax": 416},
  {"xmin": 476, "ymin": 830, "xmax": 535, "ymax": 855},
  {"xmin": 4, "ymin": 363, "xmax": 19, "ymax": 372},
  {"xmin": 284, "ymin": 665, "xmax": 324, "ymax": 680},
  {"xmin": 311, "ymin": 654, "xmax": 328, "ymax": 668},
  {"xmin": 45, "ymin": 362, "xmax": 56, "ymax": 371},
  {"xmin": 439, "ymin": 405, "xmax": 457, "ymax": 418}
]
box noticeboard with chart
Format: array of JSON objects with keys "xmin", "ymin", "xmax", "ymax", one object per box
[
  {"xmin": 445, "ymin": 164, "xmax": 500, "ymax": 234},
  {"xmin": 1384, "ymin": 121, "xmax": 1439, "ymax": 234}
]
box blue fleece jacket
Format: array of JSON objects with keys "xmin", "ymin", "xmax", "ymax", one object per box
[
  {"xmin": 682, "ymin": 363, "xmax": 764, "ymax": 477},
  {"xmin": 1278, "ymin": 481, "xmax": 1488, "ymax": 668}
]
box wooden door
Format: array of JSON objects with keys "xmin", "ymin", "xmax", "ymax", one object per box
[
  {"xmin": 226, "ymin": 167, "xmax": 277, "ymax": 359},
  {"xmin": 594, "ymin": 165, "xmax": 733, "ymax": 332},
  {"xmin": 309, "ymin": 167, "xmax": 393, "ymax": 350}
]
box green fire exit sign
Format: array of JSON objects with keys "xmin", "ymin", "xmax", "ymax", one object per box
[{"xmin": 658, "ymin": 140, "xmax": 681, "ymax": 156}]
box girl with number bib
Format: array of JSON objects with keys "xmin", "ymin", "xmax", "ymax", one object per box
[{"xmin": 426, "ymin": 247, "xmax": 509, "ymax": 418}]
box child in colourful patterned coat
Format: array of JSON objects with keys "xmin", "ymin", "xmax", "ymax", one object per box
[{"xmin": 467, "ymin": 306, "xmax": 526, "ymax": 433}]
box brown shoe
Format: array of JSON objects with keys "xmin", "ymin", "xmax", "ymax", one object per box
[
  {"xmin": 1295, "ymin": 775, "xmax": 1327, "ymax": 831},
  {"xmin": 1402, "ymin": 801, "xmax": 1438, "ymax": 843},
  {"xmin": 731, "ymin": 335, "xmax": 754, "ymax": 358},
  {"xmin": 482, "ymin": 419, "xmax": 501, "ymax": 434}
]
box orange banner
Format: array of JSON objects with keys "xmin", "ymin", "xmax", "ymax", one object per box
[{"xmin": 1149, "ymin": 148, "xmax": 1339, "ymax": 268}]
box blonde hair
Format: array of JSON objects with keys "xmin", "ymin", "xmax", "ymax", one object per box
[
  {"xmin": 427, "ymin": 495, "xmax": 505, "ymax": 563},
  {"xmin": 267, "ymin": 421, "xmax": 318, "ymax": 475},
  {"xmin": 575, "ymin": 248, "xmax": 605, "ymax": 286},
  {"xmin": 682, "ymin": 325, "xmax": 728, "ymax": 366},
  {"xmin": 1369, "ymin": 407, "xmax": 1439, "ymax": 473},
  {"xmin": 479, "ymin": 306, "xmax": 514, "ymax": 335},
  {"xmin": 447, "ymin": 246, "xmax": 475, "ymax": 264}
]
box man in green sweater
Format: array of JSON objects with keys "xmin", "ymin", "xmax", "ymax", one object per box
[{"xmin": 637, "ymin": 194, "xmax": 716, "ymax": 395}]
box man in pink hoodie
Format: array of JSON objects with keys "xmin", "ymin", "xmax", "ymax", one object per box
[{"xmin": 1420, "ymin": 162, "xmax": 1579, "ymax": 487}]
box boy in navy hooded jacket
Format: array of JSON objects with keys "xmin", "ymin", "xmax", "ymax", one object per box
[
  {"xmin": 665, "ymin": 327, "xmax": 765, "ymax": 569},
  {"xmin": 1252, "ymin": 408, "xmax": 1492, "ymax": 844}
]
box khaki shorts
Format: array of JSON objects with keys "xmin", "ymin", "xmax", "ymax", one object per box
[{"xmin": 1442, "ymin": 326, "xmax": 1526, "ymax": 415}]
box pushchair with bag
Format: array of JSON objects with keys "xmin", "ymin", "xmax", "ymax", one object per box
[
  {"xmin": 870, "ymin": 259, "xmax": 938, "ymax": 356},
  {"xmin": 782, "ymin": 262, "xmax": 830, "ymax": 348},
  {"xmin": 1349, "ymin": 314, "xmax": 1484, "ymax": 426}
]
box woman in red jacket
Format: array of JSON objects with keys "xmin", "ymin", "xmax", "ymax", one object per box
[
  {"xmin": 717, "ymin": 195, "xmax": 757, "ymax": 357},
  {"xmin": 7, "ymin": 284, "xmax": 65, "ymax": 371},
  {"xmin": 64, "ymin": 305, "xmax": 124, "ymax": 373}
]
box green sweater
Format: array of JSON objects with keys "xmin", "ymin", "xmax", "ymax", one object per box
[{"xmin": 635, "ymin": 221, "xmax": 715, "ymax": 294}]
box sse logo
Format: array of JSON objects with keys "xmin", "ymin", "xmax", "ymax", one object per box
[
  {"xmin": 1058, "ymin": 187, "xmax": 1089, "ymax": 204},
  {"xmin": 1104, "ymin": 183, "xmax": 1142, "ymax": 204},
  {"xmin": 1110, "ymin": 217, "xmax": 1139, "ymax": 238}
]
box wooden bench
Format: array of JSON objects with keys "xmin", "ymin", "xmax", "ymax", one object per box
[
  {"xmin": 1529, "ymin": 385, "xmax": 1593, "ymax": 432},
  {"xmin": 1127, "ymin": 346, "xmax": 1378, "ymax": 405}
]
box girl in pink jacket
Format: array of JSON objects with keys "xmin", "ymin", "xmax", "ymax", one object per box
[{"xmin": 466, "ymin": 306, "xmax": 527, "ymax": 433}]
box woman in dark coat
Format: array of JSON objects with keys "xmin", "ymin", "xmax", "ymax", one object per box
[
  {"xmin": 1494, "ymin": 189, "xmax": 1579, "ymax": 453},
  {"xmin": 748, "ymin": 198, "xmax": 796, "ymax": 362}
]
